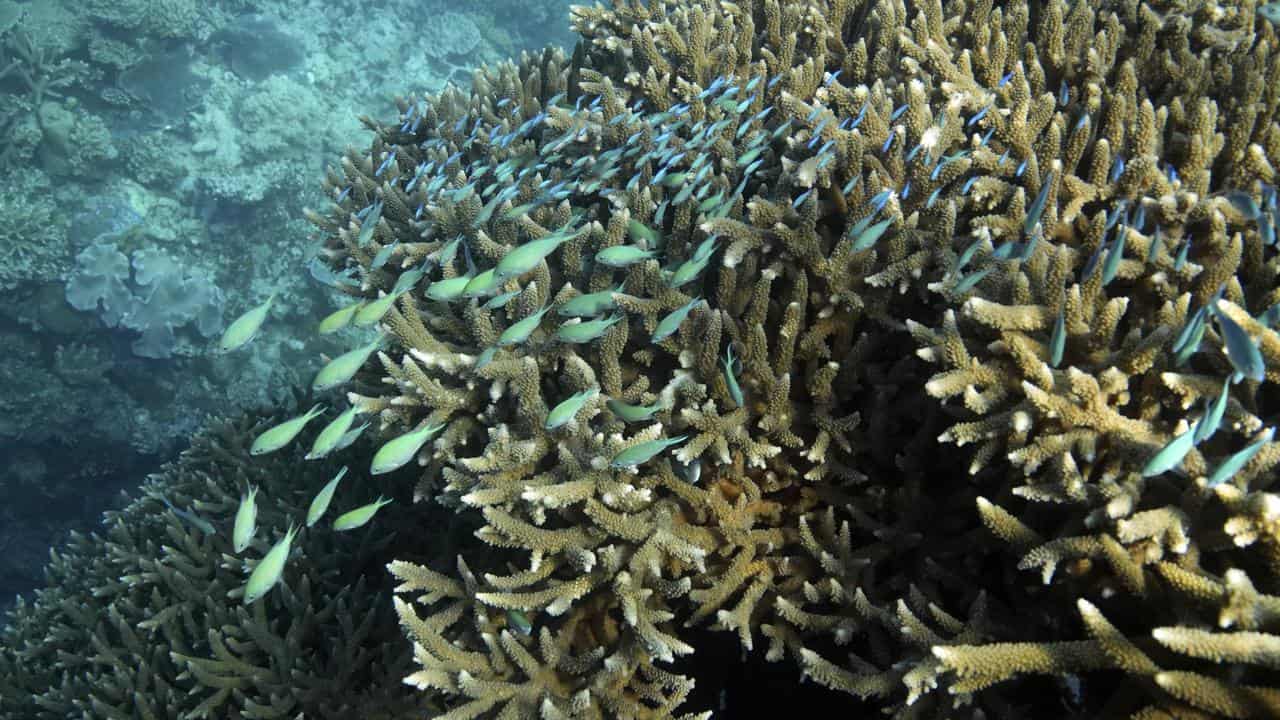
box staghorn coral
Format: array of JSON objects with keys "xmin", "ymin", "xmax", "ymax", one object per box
[
  {"xmin": 0, "ymin": 409, "xmax": 446, "ymax": 720},
  {"xmin": 296, "ymin": 0, "xmax": 1280, "ymax": 717}
]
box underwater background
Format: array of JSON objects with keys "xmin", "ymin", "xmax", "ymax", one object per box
[{"xmin": 2, "ymin": 0, "xmax": 1280, "ymax": 718}]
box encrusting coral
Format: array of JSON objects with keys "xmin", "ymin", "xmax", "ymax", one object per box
[
  {"xmin": 0, "ymin": 409, "xmax": 446, "ymax": 720},
  {"xmin": 5, "ymin": 0, "xmax": 1280, "ymax": 717},
  {"xmin": 301, "ymin": 0, "xmax": 1280, "ymax": 716}
]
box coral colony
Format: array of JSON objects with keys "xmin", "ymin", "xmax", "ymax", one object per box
[{"xmin": 5, "ymin": 1, "xmax": 1280, "ymax": 718}]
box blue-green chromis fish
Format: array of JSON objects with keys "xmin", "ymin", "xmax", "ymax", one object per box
[
  {"xmin": 425, "ymin": 274, "xmax": 473, "ymax": 302},
  {"xmin": 1023, "ymin": 171, "xmax": 1054, "ymax": 235},
  {"xmin": 1192, "ymin": 376, "xmax": 1231, "ymax": 445},
  {"xmin": 556, "ymin": 314, "xmax": 624, "ymax": 344},
  {"xmin": 242, "ymin": 523, "xmax": 299, "ymax": 604},
  {"xmin": 306, "ymin": 406, "xmax": 362, "ymax": 460},
  {"xmin": 312, "ymin": 338, "xmax": 384, "ymax": 392},
  {"xmin": 652, "ymin": 297, "xmax": 701, "ymax": 343},
  {"xmin": 355, "ymin": 200, "xmax": 383, "ymax": 246},
  {"xmin": 545, "ymin": 387, "xmax": 599, "ymax": 430},
  {"xmin": 1205, "ymin": 427, "xmax": 1275, "ymax": 487},
  {"xmin": 250, "ymin": 404, "xmax": 326, "ymax": 456},
  {"xmin": 610, "ymin": 435, "xmax": 689, "ymax": 468},
  {"xmin": 506, "ymin": 609, "xmax": 533, "ymax": 636},
  {"xmin": 1141, "ymin": 418, "xmax": 1201, "ymax": 478},
  {"xmin": 557, "ymin": 285, "xmax": 622, "ymax": 317},
  {"xmin": 483, "ymin": 289, "xmax": 522, "ymax": 310},
  {"xmin": 462, "ymin": 268, "xmax": 502, "ymax": 298},
  {"xmin": 307, "ymin": 466, "xmax": 347, "ymax": 527},
  {"xmin": 218, "ymin": 293, "xmax": 275, "ymax": 352},
  {"xmin": 1211, "ymin": 302, "xmax": 1266, "ymax": 382},
  {"xmin": 1049, "ymin": 307, "xmax": 1066, "ymax": 368},
  {"xmin": 233, "ymin": 485, "xmax": 259, "ymax": 553},
  {"xmin": 353, "ymin": 291, "xmax": 402, "ymax": 327},
  {"xmin": 495, "ymin": 234, "xmax": 574, "ymax": 280},
  {"xmin": 667, "ymin": 254, "xmax": 713, "ymax": 289},
  {"xmin": 497, "ymin": 305, "xmax": 553, "ymax": 347},
  {"xmin": 317, "ymin": 300, "xmax": 365, "ymax": 334},
  {"xmin": 606, "ymin": 397, "xmax": 663, "ymax": 422},
  {"xmin": 850, "ymin": 217, "xmax": 892, "ymax": 251},
  {"xmin": 159, "ymin": 495, "xmax": 216, "ymax": 535},
  {"xmin": 335, "ymin": 421, "xmax": 370, "ymax": 452},
  {"xmin": 1260, "ymin": 2, "xmax": 1280, "ymax": 26},
  {"xmin": 595, "ymin": 245, "xmax": 657, "ymax": 268},
  {"xmin": 723, "ymin": 345, "xmax": 744, "ymax": 407},
  {"xmin": 370, "ymin": 422, "xmax": 446, "ymax": 475},
  {"xmin": 333, "ymin": 496, "xmax": 394, "ymax": 531}
]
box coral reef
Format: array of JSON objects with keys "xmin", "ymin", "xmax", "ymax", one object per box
[
  {"xmin": 0, "ymin": 408, "xmax": 447, "ymax": 720},
  {"xmin": 298, "ymin": 0, "xmax": 1280, "ymax": 717}
]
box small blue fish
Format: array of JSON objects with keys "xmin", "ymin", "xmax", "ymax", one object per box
[
  {"xmin": 881, "ymin": 129, "xmax": 896, "ymax": 154},
  {"xmin": 967, "ymin": 104, "xmax": 991, "ymax": 127},
  {"xmin": 792, "ymin": 189, "xmax": 812, "ymax": 208},
  {"xmin": 890, "ymin": 104, "xmax": 908, "ymax": 122},
  {"xmin": 998, "ymin": 70, "xmax": 1014, "ymax": 87},
  {"xmin": 1211, "ymin": 302, "xmax": 1266, "ymax": 382},
  {"xmin": 953, "ymin": 266, "xmax": 993, "ymax": 294},
  {"xmin": 1206, "ymin": 427, "xmax": 1275, "ymax": 487},
  {"xmin": 1049, "ymin": 307, "xmax": 1066, "ymax": 367},
  {"xmin": 1193, "ymin": 376, "xmax": 1232, "ymax": 445},
  {"xmin": 1142, "ymin": 418, "xmax": 1201, "ymax": 477},
  {"xmin": 722, "ymin": 345, "xmax": 744, "ymax": 407},
  {"xmin": 1109, "ymin": 156, "xmax": 1126, "ymax": 184}
]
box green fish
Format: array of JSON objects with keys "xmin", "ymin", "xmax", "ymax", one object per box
[
  {"xmin": 557, "ymin": 285, "xmax": 623, "ymax": 317},
  {"xmin": 483, "ymin": 289, "xmax": 523, "ymax": 310},
  {"xmin": 497, "ymin": 305, "xmax": 553, "ymax": 347},
  {"xmin": 333, "ymin": 496, "xmax": 394, "ymax": 531},
  {"xmin": 1048, "ymin": 307, "xmax": 1066, "ymax": 368},
  {"xmin": 158, "ymin": 495, "xmax": 216, "ymax": 535},
  {"xmin": 232, "ymin": 485, "xmax": 259, "ymax": 553},
  {"xmin": 545, "ymin": 387, "xmax": 599, "ymax": 430},
  {"xmin": 335, "ymin": 421, "xmax": 370, "ymax": 452},
  {"xmin": 651, "ymin": 297, "xmax": 701, "ymax": 343},
  {"xmin": 250, "ymin": 404, "xmax": 326, "ymax": 456},
  {"xmin": 370, "ymin": 421, "xmax": 446, "ymax": 475},
  {"xmin": 218, "ymin": 293, "xmax": 275, "ymax": 352},
  {"xmin": 595, "ymin": 245, "xmax": 657, "ymax": 268},
  {"xmin": 1192, "ymin": 376, "xmax": 1231, "ymax": 446},
  {"xmin": 850, "ymin": 217, "xmax": 892, "ymax": 251},
  {"xmin": 430, "ymin": 236, "xmax": 463, "ymax": 266},
  {"xmin": 494, "ymin": 234, "xmax": 573, "ymax": 280},
  {"xmin": 556, "ymin": 314, "xmax": 624, "ymax": 344},
  {"xmin": 306, "ymin": 406, "xmax": 361, "ymax": 460},
  {"xmin": 353, "ymin": 291, "xmax": 402, "ymax": 327},
  {"xmin": 606, "ymin": 397, "xmax": 662, "ymax": 423},
  {"xmin": 1141, "ymin": 418, "xmax": 1201, "ymax": 478},
  {"xmin": 628, "ymin": 218, "xmax": 660, "ymax": 248},
  {"xmin": 317, "ymin": 300, "xmax": 365, "ymax": 334},
  {"xmin": 610, "ymin": 435, "xmax": 689, "ymax": 469},
  {"xmin": 475, "ymin": 346, "xmax": 498, "ymax": 369},
  {"xmin": 425, "ymin": 274, "xmax": 473, "ymax": 302},
  {"xmin": 667, "ymin": 254, "xmax": 712, "ymax": 289},
  {"xmin": 306, "ymin": 466, "xmax": 347, "ymax": 527},
  {"xmin": 356, "ymin": 200, "xmax": 383, "ymax": 246},
  {"xmin": 1211, "ymin": 302, "xmax": 1266, "ymax": 382},
  {"xmin": 506, "ymin": 609, "xmax": 533, "ymax": 636},
  {"xmin": 462, "ymin": 268, "xmax": 502, "ymax": 298},
  {"xmin": 312, "ymin": 338, "xmax": 383, "ymax": 392},
  {"xmin": 242, "ymin": 523, "xmax": 299, "ymax": 604},
  {"xmin": 723, "ymin": 345, "xmax": 744, "ymax": 407},
  {"xmin": 1206, "ymin": 427, "xmax": 1275, "ymax": 487},
  {"xmin": 1260, "ymin": 2, "xmax": 1280, "ymax": 26}
]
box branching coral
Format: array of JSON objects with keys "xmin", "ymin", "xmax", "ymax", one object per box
[
  {"xmin": 0, "ymin": 410, "xmax": 445, "ymax": 720},
  {"xmin": 297, "ymin": 0, "xmax": 1280, "ymax": 717}
]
